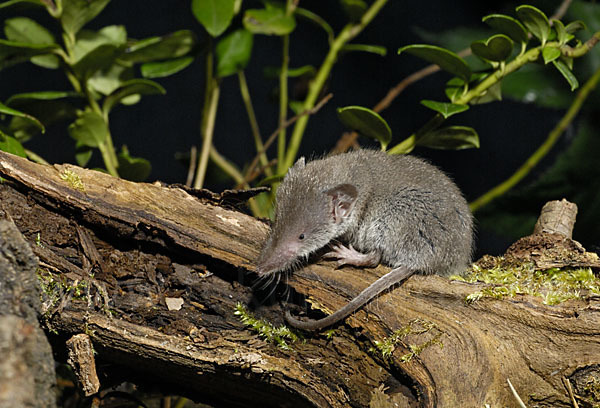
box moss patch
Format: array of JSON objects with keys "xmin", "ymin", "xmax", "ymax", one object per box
[
  {"xmin": 234, "ymin": 303, "xmax": 301, "ymax": 350},
  {"xmin": 59, "ymin": 169, "xmax": 85, "ymax": 192},
  {"xmin": 452, "ymin": 256, "xmax": 600, "ymax": 305},
  {"xmin": 370, "ymin": 318, "xmax": 443, "ymax": 362}
]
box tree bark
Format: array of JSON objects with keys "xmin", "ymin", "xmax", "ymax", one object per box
[{"xmin": 0, "ymin": 150, "xmax": 599, "ymax": 408}]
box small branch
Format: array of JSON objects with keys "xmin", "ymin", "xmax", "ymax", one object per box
[
  {"xmin": 185, "ymin": 145, "xmax": 197, "ymax": 188},
  {"xmin": 282, "ymin": 0, "xmax": 389, "ymax": 170},
  {"xmin": 237, "ymin": 71, "xmax": 270, "ymax": 176},
  {"xmin": 551, "ymin": 0, "xmax": 573, "ymax": 21},
  {"xmin": 193, "ymin": 81, "xmax": 220, "ymax": 189},
  {"xmin": 470, "ymin": 65, "xmax": 600, "ymax": 212},
  {"xmin": 374, "ymin": 48, "xmax": 472, "ymax": 114},
  {"xmin": 277, "ymin": 7, "xmax": 291, "ymax": 174},
  {"xmin": 208, "ymin": 145, "xmax": 263, "ymax": 216},
  {"xmin": 562, "ymin": 377, "xmax": 580, "ymax": 408},
  {"xmin": 334, "ymin": 48, "xmax": 471, "ymax": 153},
  {"xmin": 244, "ymin": 93, "xmax": 333, "ymax": 183},
  {"xmin": 209, "ymin": 144, "xmax": 245, "ymax": 186},
  {"xmin": 506, "ymin": 378, "xmax": 527, "ymax": 408},
  {"xmin": 562, "ymin": 32, "xmax": 600, "ymax": 58}
]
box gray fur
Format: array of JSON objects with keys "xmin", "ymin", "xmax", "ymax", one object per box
[{"xmin": 256, "ymin": 149, "xmax": 474, "ymax": 330}]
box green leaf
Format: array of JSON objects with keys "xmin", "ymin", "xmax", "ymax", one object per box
[
  {"xmin": 337, "ymin": 106, "xmax": 392, "ymax": 150},
  {"xmin": 288, "ymin": 100, "xmax": 304, "ymax": 115},
  {"xmin": 0, "ymin": 131, "xmax": 26, "ymax": 157},
  {"xmin": 420, "ymin": 100, "xmax": 469, "ymax": 119},
  {"xmin": 88, "ymin": 63, "xmax": 133, "ymax": 95},
  {"xmin": 565, "ymin": 20, "xmax": 587, "ymax": 34},
  {"xmin": 6, "ymin": 91, "xmax": 81, "ymax": 105},
  {"xmin": 418, "ymin": 126, "xmax": 479, "ymax": 150},
  {"xmin": 121, "ymin": 30, "xmax": 196, "ymax": 63},
  {"xmin": 75, "ymin": 142, "xmax": 93, "ymax": 167},
  {"xmin": 243, "ymin": 8, "xmax": 296, "ymax": 36},
  {"xmin": 72, "ymin": 43, "xmax": 122, "ymax": 80},
  {"xmin": 482, "ymin": 14, "xmax": 528, "ymax": 44},
  {"xmin": 0, "ymin": 101, "xmax": 44, "ymax": 132},
  {"xmin": 516, "ymin": 5, "xmax": 551, "ymax": 45},
  {"xmin": 471, "ymin": 34, "xmax": 513, "ymax": 62},
  {"xmin": 398, "ymin": 44, "xmax": 471, "ymax": 81},
  {"xmin": 444, "ymin": 77, "xmax": 465, "ymax": 103},
  {"xmin": 8, "ymin": 100, "xmax": 77, "ymax": 142},
  {"xmin": 216, "ymin": 29, "xmax": 253, "ymax": 78},
  {"xmin": 72, "ymin": 26, "xmax": 127, "ymax": 63},
  {"xmin": 191, "ymin": 0, "xmax": 235, "ymax": 37},
  {"xmin": 413, "ymin": 26, "xmax": 492, "ymax": 72},
  {"xmin": 339, "ymin": 0, "xmax": 367, "ymax": 22},
  {"xmin": 0, "ymin": 39, "xmax": 58, "ymax": 66},
  {"xmin": 140, "ymin": 56, "xmax": 194, "ymax": 79},
  {"xmin": 263, "ymin": 65, "xmax": 315, "ymax": 78},
  {"xmin": 68, "ymin": 111, "xmax": 108, "ymax": 148},
  {"xmin": 542, "ymin": 46, "xmax": 561, "ymax": 64},
  {"xmin": 470, "ymin": 80, "xmax": 503, "ymax": 105},
  {"xmin": 30, "ymin": 54, "xmax": 60, "ymax": 69},
  {"xmin": 4, "ymin": 17, "xmax": 55, "ymax": 44},
  {"xmin": 102, "ymin": 79, "xmax": 166, "ymax": 114},
  {"xmin": 117, "ymin": 145, "xmax": 151, "ymax": 182},
  {"xmin": 341, "ymin": 43, "xmax": 387, "ymax": 56},
  {"xmin": 61, "ymin": 0, "xmax": 112, "ymax": 37},
  {"xmin": 294, "ymin": 7, "xmax": 333, "ymax": 42},
  {"xmin": 0, "ymin": 0, "xmax": 44, "ymax": 9},
  {"xmin": 561, "ymin": 55, "xmax": 573, "ymax": 70},
  {"xmin": 257, "ymin": 174, "xmax": 285, "ymax": 187},
  {"xmin": 552, "ymin": 19, "xmax": 568, "ymax": 45},
  {"xmin": 552, "ymin": 59, "xmax": 579, "ymax": 91}
]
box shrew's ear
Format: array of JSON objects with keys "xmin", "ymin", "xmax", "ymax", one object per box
[{"xmin": 325, "ymin": 184, "xmax": 358, "ymax": 224}]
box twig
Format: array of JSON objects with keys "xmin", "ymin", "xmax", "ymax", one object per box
[
  {"xmin": 507, "ymin": 378, "xmax": 527, "ymax": 408},
  {"xmin": 562, "ymin": 376, "xmax": 580, "ymax": 408},
  {"xmin": 332, "ymin": 47, "xmax": 472, "ymax": 153},
  {"xmin": 283, "ymin": 0, "xmax": 389, "ymax": 169},
  {"xmin": 551, "ymin": 0, "xmax": 573, "ymax": 21},
  {"xmin": 334, "ymin": 0, "xmax": 574, "ymax": 154},
  {"xmin": 185, "ymin": 145, "xmax": 197, "ymax": 188},
  {"xmin": 244, "ymin": 93, "xmax": 333, "ymax": 182},
  {"xmin": 470, "ymin": 65, "xmax": 600, "ymax": 211},
  {"xmin": 194, "ymin": 81, "xmax": 220, "ymax": 189}
]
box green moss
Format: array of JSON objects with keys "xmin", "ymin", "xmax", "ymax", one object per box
[
  {"xmin": 59, "ymin": 169, "xmax": 85, "ymax": 192},
  {"xmin": 452, "ymin": 259, "xmax": 600, "ymax": 305},
  {"xmin": 35, "ymin": 232, "xmax": 43, "ymax": 247},
  {"xmin": 370, "ymin": 318, "xmax": 443, "ymax": 361},
  {"xmin": 38, "ymin": 268, "xmax": 89, "ymax": 316},
  {"xmin": 584, "ymin": 377, "xmax": 600, "ymax": 407},
  {"xmin": 234, "ymin": 303, "xmax": 301, "ymax": 350}
]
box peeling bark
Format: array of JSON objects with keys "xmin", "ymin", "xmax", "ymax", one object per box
[{"xmin": 1, "ymin": 151, "xmax": 599, "ymax": 408}]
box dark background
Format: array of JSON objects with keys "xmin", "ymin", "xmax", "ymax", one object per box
[{"xmin": 0, "ymin": 0, "xmax": 589, "ymax": 257}]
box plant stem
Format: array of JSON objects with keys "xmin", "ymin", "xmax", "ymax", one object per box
[
  {"xmin": 470, "ymin": 65, "xmax": 600, "ymax": 212},
  {"xmin": 277, "ymin": 33, "xmax": 290, "ymax": 174},
  {"xmin": 390, "ymin": 33, "xmax": 600, "ymax": 154},
  {"xmin": 194, "ymin": 80, "xmax": 220, "ymax": 189},
  {"xmin": 238, "ymin": 70, "xmax": 271, "ymax": 177},
  {"xmin": 201, "ymin": 38, "xmax": 214, "ymax": 137},
  {"xmin": 24, "ymin": 149, "xmax": 49, "ymax": 165},
  {"xmin": 194, "ymin": 39, "xmax": 217, "ymax": 189},
  {"xmin": 282, "ymin": 0, "xmax": 389, "ymax": 170},
  {"xmin": 61, "ymin": 30, "xmax": 119, "ymax": 176},
  {"xmin": 209, "ymin": 145, "xmax": 263, "ymax": 216}
]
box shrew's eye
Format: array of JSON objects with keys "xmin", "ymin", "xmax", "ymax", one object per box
[{"xmin": 298, "ymin": 233, "xmax": 305, "ymax": 240}]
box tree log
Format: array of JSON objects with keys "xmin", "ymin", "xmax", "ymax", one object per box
[{"xmin": 0, "ymin": 151, "xmax": 599, "ymax": 408}]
